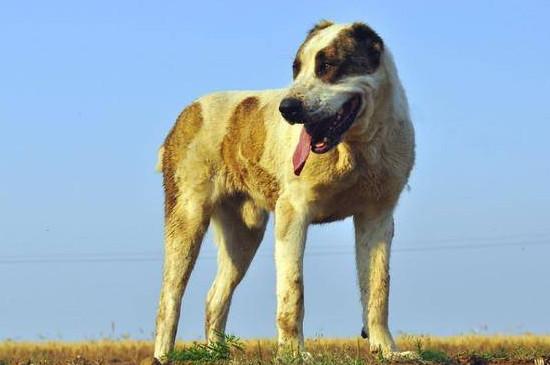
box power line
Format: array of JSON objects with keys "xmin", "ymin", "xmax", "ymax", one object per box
[
  {"xmin": 391, "ymin": 231, "xmax": 550, "ymax": 245},
  {"xmin": 0, "ymin": 237, "xmax": 549, "ymax": 265},
  {"xmin": 395, "ymin": 239, "xmax": 550, "ymax": 253}
]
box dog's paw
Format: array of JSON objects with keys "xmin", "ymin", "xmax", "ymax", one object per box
[
  {"xmin": 276, "ymin": 347, "xmax": 313, "ymax": 363},
  {"xmin": 367, "ymin": 333, "xmax": 420, "ymax": 361},
  {"xmin": 368, "ymin": 331, "xmax": 396, "ymax": 355},
  {"xmin": 384, "ymin": 351, "xmax": 421, "ymax": 361}
]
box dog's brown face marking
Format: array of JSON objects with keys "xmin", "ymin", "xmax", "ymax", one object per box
[
  {"xmin": 293, "ymin": 20, "xmax": 334, "ymax": 79},
  {"xmin": 315, "ymin": 23, "xmax": 384, "ymax": 83},
  {"xmin": 162, "ymin": 102, "xmax": 203, "ymax": 217},
  {"xmin": 292, "ymin": 22, "xmax": 383, "ymax": 83},
  {"xmin": 222, "ymin": 96, "xmax": 280, "ymax": 209}
]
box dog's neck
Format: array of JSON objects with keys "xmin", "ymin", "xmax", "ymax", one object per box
[
  {"xmin": 345, "ymin": 50, "xmax": 409, "ymax": 144},
  {"xmin": 344, "ymin": 52, "xmax": 414, "ymax": 179}
]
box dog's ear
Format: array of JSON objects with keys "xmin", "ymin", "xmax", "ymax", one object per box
[
  {"xmin": 307, "ymin": 19, "xmax": 334, "ymax": 37},
  {"xmin": 351, "ymin": 22, "xmax": 384, "ymax": 54}
]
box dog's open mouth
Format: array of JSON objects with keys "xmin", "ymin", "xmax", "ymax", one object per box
[{"xmin": 292, "ymin": 94, "xmax": 362, "ymax": 175}]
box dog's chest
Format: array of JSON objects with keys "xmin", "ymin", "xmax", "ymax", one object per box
[{"xmin": 308, "ymin": 156, "xmax": 400, "ymax": 224}]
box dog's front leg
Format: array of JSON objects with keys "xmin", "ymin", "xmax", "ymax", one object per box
[
  {"xmin": 354, "ymin": 212, "xmax": 396, "ymax": 355},
  {"xmin": 274, "ymin": 197, "xmax": 308, "ymax": 354}
]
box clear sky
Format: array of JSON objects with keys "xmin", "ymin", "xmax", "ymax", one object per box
[{"xmin": 1, "ymin": 0, "xmax": 549, "ymax": 341}]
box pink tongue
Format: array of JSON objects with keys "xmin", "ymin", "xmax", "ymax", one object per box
[{"xmin": 292, "ymin": 127, "xmax": 312, "ymax": 176}]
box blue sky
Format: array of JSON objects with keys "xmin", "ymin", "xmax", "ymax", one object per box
[{"xmin": 1, "ymin": 0, "xmax": 549, "ymax": 340}]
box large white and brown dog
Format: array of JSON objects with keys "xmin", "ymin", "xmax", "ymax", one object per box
[{"xmin": 149, "ymin": 20, "xmax": 415, "ymax": 363}]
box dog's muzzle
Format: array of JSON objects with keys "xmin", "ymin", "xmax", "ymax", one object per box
[{"xmin": 284, "ymin": 93, "xmax": 363, "ymax": 176}]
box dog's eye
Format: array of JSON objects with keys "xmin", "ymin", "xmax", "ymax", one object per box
[{"xmin": 318, "ymin": 61, "xmax": 335, "ymax": 75}]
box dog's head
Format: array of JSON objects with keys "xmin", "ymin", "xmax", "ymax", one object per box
[{"xmin": 280, "ymin": 21, "xmax": 390, "ymax": 175}]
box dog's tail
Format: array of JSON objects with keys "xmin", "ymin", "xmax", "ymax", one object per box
[{"xmin": 155, "ymin": 145, "xmax": 165, "ymax": 173}]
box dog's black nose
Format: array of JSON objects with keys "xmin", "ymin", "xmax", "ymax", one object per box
[{"xmin": 279, "ymin": 97, "xmax": 304, "ymax": 124}]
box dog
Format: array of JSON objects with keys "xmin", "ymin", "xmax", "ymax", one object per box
[{"xmin": 149, "ymin": 20, "xmax": 415, "ymax": 363}]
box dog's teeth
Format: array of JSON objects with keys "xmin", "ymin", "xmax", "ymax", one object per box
[{"xmin": 315, "ymin": 138, "xmax": 329, "ymax": 149}]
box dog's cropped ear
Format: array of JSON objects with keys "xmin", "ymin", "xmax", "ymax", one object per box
[
  {"xmin": 351, "ymin": 22, "xmax": 384, "ymax": 54},
  {"xmin": 307, "ymin": 19, "xmax": 334, "ymax": 37}
]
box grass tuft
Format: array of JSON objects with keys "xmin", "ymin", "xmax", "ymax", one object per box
[
  {"xmin": 415, "ymin": 338, "xmax": 452, "ymax": 364},
  {"xmin": 418, "ymin": 348, "xmax": 452, "ymax": 364},
  {"xmin": 166, "ymin": 333, "xmax": 243, "ymax": 363}
]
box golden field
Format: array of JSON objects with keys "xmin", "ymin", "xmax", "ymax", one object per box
[{"xmin": 1, "ymin": 335, "xmax": 550, "ymax": 365}]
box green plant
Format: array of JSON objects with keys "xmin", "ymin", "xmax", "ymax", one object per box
[
  {"xmin": 473, "ymin": 349, "xmax": 509, "ymax": 362},
  {"xmin": 166, "ymin": 333, "xmax": 243, "ymax": 363},
  {"xmin": 415, "ymin": 338, "xmax": 452, "ymax": 364}
]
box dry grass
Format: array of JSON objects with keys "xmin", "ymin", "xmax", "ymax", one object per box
[
  {"xmin": 397, "ymin": 334, "xmax": 550, "ymax": 355},
  {"xmin": 0, "ymin": 335, "xmax": 549, "ymax": 365},
  {"xmin": 0, "ymin": 340, "xmax": 153, "ymax": 365}
]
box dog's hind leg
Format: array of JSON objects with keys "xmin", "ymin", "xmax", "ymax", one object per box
[
  {"xmin": 153, "ymin": 192, "xmax": 212, "ymax": 362},
  {"xmin": 354, "ymin": 212, "xmax": 396, "ymax": 355},
  {"xmin": 205, "ymin": 197, "xmax": 268, "ymax": 343}
]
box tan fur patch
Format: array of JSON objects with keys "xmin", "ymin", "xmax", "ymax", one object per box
[
  {"xmin": 221, "ymin": 97, "xmax": 280, "ymax": 209},
  {"xmin": 240, "ymin": 198, "xmax": 267, "ymax": 230},
  {"xmin": 162, "ymin": 102, "xmax": 203, "ymax": 217}
]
